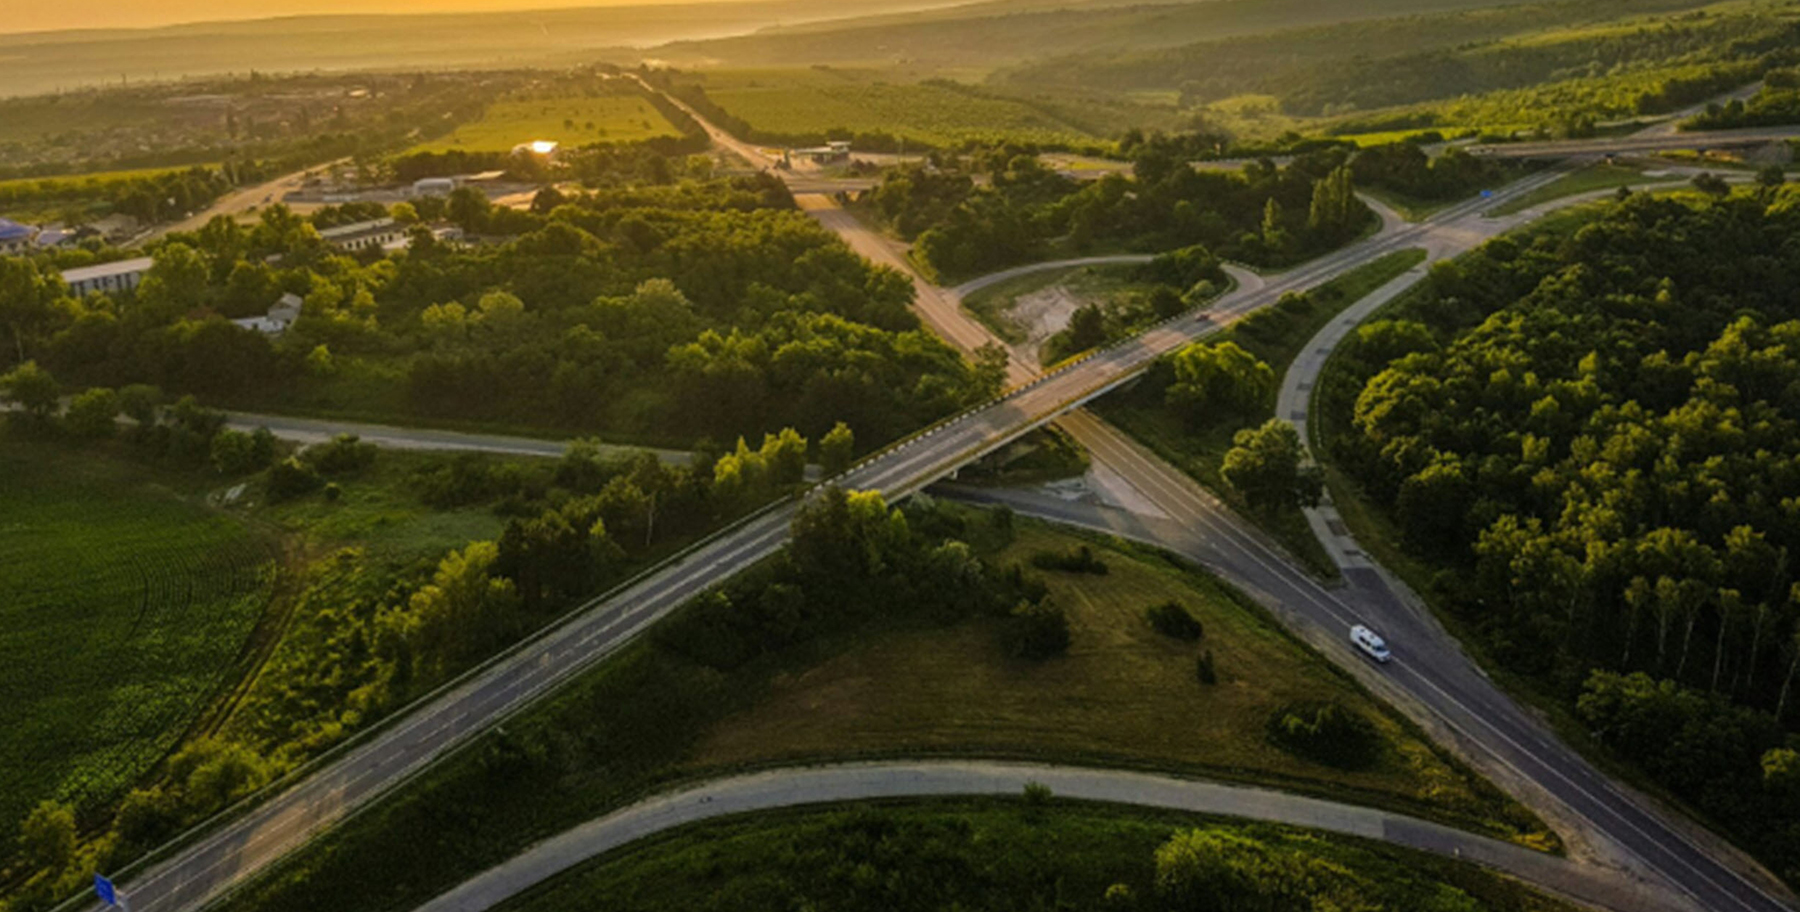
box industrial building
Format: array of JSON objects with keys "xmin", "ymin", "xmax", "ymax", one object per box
[{"xmin": 61, "ymin": 257, "xmax": 154, "ymax": 297}]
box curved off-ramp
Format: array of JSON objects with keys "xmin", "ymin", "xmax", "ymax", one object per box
[{"xmin": 412, "ymin": 761, "xmax": 1685, "ymax": 912}]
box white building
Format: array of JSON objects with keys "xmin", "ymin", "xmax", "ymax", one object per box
[
  {"xmin": 232, "ymin": 292, "xmax": 304, "ymax": 336},
  {"xmin": 320, "ymin": 218, "xmax": 403, "ymax": 253},
  {"xmin": 62, "ymin": 257, "xmax": 154, "ymax": 297}
]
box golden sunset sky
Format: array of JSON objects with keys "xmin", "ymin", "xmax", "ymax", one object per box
[{"xmin": 0, "ymin": 0, "xmax": 720, "ymax": 34}]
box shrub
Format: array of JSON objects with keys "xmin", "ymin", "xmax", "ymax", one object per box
[
  {"xmin": 1006, "ymin": 598, "xmax": 1070, "ymax": 659},
  {"xmin": 1196, "ymin": 650, "xmax": 1218, "ymax": 685},
  {"xmin": 267, "ymin": 456, "xmax": 323, "ymax": 501},
  {"xmin": 1265, "ymin": 700, "xmax": 1379, "ymax": 768},
  {"xmin": 304, "ymin": 433, "xmax": 378, "ymax": 476},
  {"xmin": 1030, "ymin": 545, "xmax": 1109, "ymax": 575},
  {"xmin": 1145, "ymin": 601, "xmax": 1203, "ymax": 640}
]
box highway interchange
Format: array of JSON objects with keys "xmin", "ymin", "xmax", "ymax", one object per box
[{"xmin": 75, "ymin": 94, "xmax": 1800, "ymax": 912}]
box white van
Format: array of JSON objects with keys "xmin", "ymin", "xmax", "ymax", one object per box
[{"xmin": 1350, "ymin": 624, "xmax": 1391, "ymax": 663}]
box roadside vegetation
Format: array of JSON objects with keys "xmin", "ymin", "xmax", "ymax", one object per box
[
  {"xmin": 1313, "ymin": 181, "xmax": 1800, "ymax": 884},
  {"xmin": 0, "ymin": 385, "xmax": 846, "ymax": 906},
  {"xmin": 1095, "ymin": 249, "xmax": 1428, "ymax": 579},
  {"xmin": 499, "ymin": 800, "xmax": 1578, "ymax": 912},
  {"xmin": 204, "ymin": 494, "xmax": 1546, "ymax": 912}
]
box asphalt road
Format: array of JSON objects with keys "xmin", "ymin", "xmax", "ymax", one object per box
[
  {"xmin": 223, "ymin": 412, "xmax": 692, "ymax": 465},
  {"xmin": 1471, "ymin": 124, "xmax": 1800, "ymax": 158},
  {"xmin": 411, "ymin": 761, "xmax": 1688, "ymax": 912}
]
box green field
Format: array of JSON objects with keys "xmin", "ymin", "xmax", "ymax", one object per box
[
  {"xmin": 0, "ymin": 439, "xmax": 275, "ymax": 841},
  {"xmin": 500, "ymin": 801, "xmax": 1577, "ymax": 912},
  {"xmin": 687, "ymin": 68, "xmax": 1099, "ymax": 148},
  {"xmin": 411, "ymin": 93, "xmax": 679, "ymax": 154}
]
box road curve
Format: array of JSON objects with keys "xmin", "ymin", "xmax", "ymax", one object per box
[{"xmin": 412, "ymin": 761, "xmax": 1686, "ymax": 912}]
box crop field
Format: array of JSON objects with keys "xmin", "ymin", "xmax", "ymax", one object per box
[
  {"xmin": 0, "ymin": 440, "xmax": 275, "ymax": 839},
  {"xmin": 687, "ymin": 68, "xmax": 1100, "ymax": 148},
  {"xmin": 411, "ymin": 92, "xmax": 679, "ymax": 154}
]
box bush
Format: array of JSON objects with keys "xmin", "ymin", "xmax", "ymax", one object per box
[
  {"xmin": 1030, "ymin": 545, "xmax": 1109, "ymax": 575},
  {"xmin": 304, "ymin": 433, "xmax": 378, "ymax": 476},
  {"xmin": 1196, "ymin": 650, "xmax": 1218, "ymax": 685},
  {"xmin": 1265, "ymin": 700, "xmax": 1379, "ymax": 768},
  {"xmin": 1145, "ymin": 601, "xmax": 1203, "ymax": 640},
  {"xmin": 1006, "ymin": 598, "xmax": 1070, "ymax": 659},
  {"xmin": 266, "ymin": 456, "xmax": 323, "ymax": 501}
]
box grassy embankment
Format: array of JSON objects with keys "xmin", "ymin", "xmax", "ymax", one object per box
[
  {"xmin": 500, "ymin": 801, "xmax": 1579, "ymax": 912},
  {"xmin": 211, "ymin": 509, "xmax": 1548, "ymax": 912},
  {"xmin": 1094, "ymin": 248, "xmax": 1428, "ymax": 580}
]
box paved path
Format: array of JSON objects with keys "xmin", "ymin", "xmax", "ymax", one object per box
[
  {"xmin": 413, "ymin": 761, "xmax": 1688, "ymax": 912},
  {"xmin": 224, "ymin": 412, "xmax": 692, "ymax": 465}
]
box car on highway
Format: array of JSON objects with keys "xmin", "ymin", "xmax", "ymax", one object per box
[{"xmin": 1349, "ymin": 624, "xmax": 1391, "ymax": 663}]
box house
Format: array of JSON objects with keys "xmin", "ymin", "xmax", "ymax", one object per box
[
  {"xmin": 62, "ymin": 257, "xmax": 154, "ymax": 297},
  {"xmin": 232, "ymin": 292, "xmax": 304, "ymax": 336},
  {"xmin": 320, "ymin": 218, "xmax": 403, "ymax": 252},
  {"xmin": 0, "ymin": 218, "xmax": 38, "ymax": 254}
]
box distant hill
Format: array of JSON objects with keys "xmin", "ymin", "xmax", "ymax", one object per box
[{"xmin": 0, "ymin": 0, "xmax": 961, "ymax": 98}]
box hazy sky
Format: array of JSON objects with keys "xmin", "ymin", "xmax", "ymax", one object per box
[{"xmin": 0, "ymin": 1, "xmax": 720, "ymax": 35}]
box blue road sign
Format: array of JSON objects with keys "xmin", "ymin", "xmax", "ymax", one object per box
[{"xmin": 94, "ymin": 874, "xmax": 117, "ymax": 906}]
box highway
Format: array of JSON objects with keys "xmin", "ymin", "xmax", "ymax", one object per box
[
  {"xmin": 411, "ymin": 761, "xmax": 1688, "ymax": 912},
  {"xmin": 81, "ymin": 93, "xmax": 1798, "ymax": 912},
  {"xmin": 1470, "ymin": 124, "xmax": 1800, "ymax": 159}
]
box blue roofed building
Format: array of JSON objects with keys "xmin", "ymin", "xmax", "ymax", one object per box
[{"xmin": 0, "ymin": 218, "xmax": 38, "ymax": 255}]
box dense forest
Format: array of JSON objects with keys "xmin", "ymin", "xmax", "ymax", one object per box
[
  {"xmin": 1317, "ymin": 183, "xmax": 1800, "ymax": 879},
  {"xmin": 0, "ymin": 167, "xmax": 998, "ymax": 450},
  {"xmin": 865, "ymin": 144, "xmax": 1371, "ymax": 281}
]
